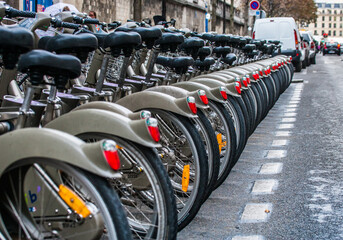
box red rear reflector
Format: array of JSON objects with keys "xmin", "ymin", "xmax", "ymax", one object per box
[
  {"xmin": 219, "ymin": 87, "xmax": 228, "ymax": 100},
  {"xmin": 290, "ymin": 57, "xmax": 292, "ymax": 61},
  {"xmin": 102, "ymin": 140, "xmax": 121, "ymax": 170},
  {"xmin": 235, "ymin": 81, "xmax": 241, "ymax": 94},
  {"xmin": 246, "ymin": 75, "xmax": 251, "ymax": 84},
  {"xmin": 146, "ymin": 118, "xmax": 161, "ymax": 142},
  {"xmin": 187, "ymin": 96, "xmax": 197, "ymax": 114},
  {"xmin": 259, "ymin": 71, "xmax": 263, "ymax": 76},
  {"xmin": 198, "ymin": 90, "xmax": 209, "ymax": 105},
  {"xmin": 242, "ymin": 77, "xmax": 248, "ymax": 87}
]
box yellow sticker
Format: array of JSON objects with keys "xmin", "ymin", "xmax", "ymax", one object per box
[
  {"xmin": 217, "ymin": 133, "xmax": 227, "ymax": 154},
  {"xmin": 58, "ymin": 184, "xmax": 91, "ymax": 218},
  {"xmin": 182, "ymin": 165, "xmax": 190, "ymax": 192}
]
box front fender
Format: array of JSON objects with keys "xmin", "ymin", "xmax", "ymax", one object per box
[
  {"xmin": 145, "ymin": 86, "xmax": 208, "ymax": 109},
  {"xmin": 173, "ymin": 81, "xmax": 226, "ymax": 101},
  {"xmin": 0, "ymin": 128, "xmax": 121, "ymax": 179},
  {"xmin": 190, "ymin": 78, "xmax": 241, "ymax": 97},
  {"xmin": 115, "ymin": 91, "xmax": 195, "ymax": 118},
  {"xmin": 45, "ymin": 109, "xmax": 160, "ymax": 148}
]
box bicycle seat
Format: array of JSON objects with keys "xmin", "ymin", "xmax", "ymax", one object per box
[
  {"xmin": 179, "ymin": 37, "xmax": 205, "ymax": 59},
  {"xmin": 248, "ymin": 50, "xmax": 259, "ymax": 57},
  {"xmin": 242, "ymin": 44, "xmax": 256, "ymax": 53},
  {"xmin": 18, "ymin": 50, "xmax": 81, "ymax": 88},
  {"xmin": 45, "ymin": 33, "xmax": 98, "ymax": 63},
  {"xmin": 195, "ymin": 57, "xmax": 215, "ymax": 71},
  {"xmin": 38, "ymin": 36, "xmax": 53, "ymax": 50},
  {"xmin": 156, "ymin": 56, "xmax": 193, "ymax": 74},
  {"xmin": 213, "ymin": 46, "xmax": 231, "ymax": 58},
  {"xmin": 197, "ymin": 46, "xmax": 212, "ymax": 61},
  {"xmin": 156, "ymin": 56, "xmax": 172, "ymax": 67},
  {"xmin": 201, "ymin": 33, "xmax": 216, "ymax": 42},
  {"xmin": 155, "ymin": 33, "xmax": 184, "ymax": 52},
  {"xmin": 104, "ymin": 31, "xmax": 142, "ymax": 57},
  {"xmin": 238, "ymin": 37, "xmax": 248, "ymax": 46},
  {"xmin": 214, "ymin": 34, "xmax": 230, "ymax": 47},
  {"xmin": 223, "ymin": 53, "xmax": 237, "ymax": 66},
  {"xmin": 94, "ymin": 33, "xmax": 108, "ymax": 48},
  {"xmin": 250, "ymin": 40, "xmax": 262, "ymax": 47},
  {"xmin": 131, "ymin": 27, "xmax": 162, "ymax": 49},
  {"xmin": 0, "ymin": 26, "xmax": 34, "ymax": 69}
]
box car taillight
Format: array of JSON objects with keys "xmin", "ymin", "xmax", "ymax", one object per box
[
  {"xmin": 187, "ymin": 96, "xmax": 197, "ymax": 114},
  {"xmin": 290, "ymin": 57, "xmax": 292, "ymax": 61},
  {"xmin": 219, "ymin": 86, "xmax": 228, "ymax": 100},
  {"xmin": 146, "ymin": 117, "xmax": 160, "ymax": 142},
  {"xmin": 324, "ymin": 44, "xmax": 327, "ymax": 49},
  {"xmin": 338, "ymin": 44, "xmax": 341, "ymax": 49},
  {"xmin": 102, "ymin": 140, "xmax": 121, "ymax": 170},
  {"xmin": 302, "ymin": 42, "xmax": 306, "ymax": 48},
  {"xmin": 235, "ymin": 81, "xmax": 241, "ymax": 94},
  {"xmin": 294, "ymin": 29, "xmax": 299, "ymax": 48},
  {"xmin": 311, "ymin": 42, "xmax": 315, "ymax": 49},
  {"xmin": 253, "ymin": 31, "xmax": 255, "ymax": 39},
  {"xmin": 198, "ymin": 90, "xmax": 208, "ymax": 105},
  {"xmin": 140, "ymin": 110, "xmax": 151, "ymax": 119},
  {"xmin": 245, "ymin": 74, "xmax": 251, "ymax": 84}
]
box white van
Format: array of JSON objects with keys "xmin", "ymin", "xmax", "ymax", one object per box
[{"xmin": 253, "ymin": 17, "xmax": 304, "ymax": 72}]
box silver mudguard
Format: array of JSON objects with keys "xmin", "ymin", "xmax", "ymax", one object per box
[
  {"xmin": 145, "ymin": 86, "xmax": 209, "ymax": 109},
  {"xmin": 190, "ymin": 77, "xmax": 242, "ymax": 97},
  {"xmin": 0, "ymin": 128, "xmax": 121, "ymax": 179},
  {"xmin": 45, "ymin": 109, "xmax": 160, "ymax": 148},
  {"xmin": 115, "ymin": 91, "xmax": 196, "ymax": 118}
]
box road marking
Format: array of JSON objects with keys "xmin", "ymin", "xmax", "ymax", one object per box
[
  {"xmin": 292, "ymin": 79, "xmax": 304, "ymax": 83},
  {"xmin": 240, "ymin": 203, "xmax": 273, "ymax": 223},
  {"xmin": 287, "ymin": 104, "xmax": 298, "ymax": 108},
  {"xmin": 285, "ymin": 108, "xmax": 297, "ymax": 112},
  {"xmin": 231, "ymin": 235, "xmax": 265, "ymax": 240},
  {"xmin": 259, "ymin": 162, "xmax": 283, "ymax": 174},
  {"xmin": 284, "ymin": 112, "xmax": 297, "ymax": 117},
  {"xmin": 282, "ymin": 117, "xmax": 296, "ymax": 122},
  {"xmin": 289, "ymin": 101, "xmax": 300, "ymax": 104},
  {"xmin": 275, "ymin": 131, "xmax": 291, "ymax": 136},
  {"xmin": 252, "ymin": 179, "xmax": 278, "ymax": 194},
  {"xmin": 272, "ymin": 139, "xmax": 288, "ymax": 146},
  {"xmin": 266, "ymin": 150, "xmax": 287, "ymax": 158},
  {"xmin": 291, "ymin": 97, "xmax": 301, "ymax": 101},
  {"xmin": 278, "ymin": 124, "xmax": 294, "ymax": 129}
]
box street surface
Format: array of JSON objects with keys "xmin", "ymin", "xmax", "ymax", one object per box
[{"xmin": 178, "ymin": 54, "xmax": 343, "ymax": 240}]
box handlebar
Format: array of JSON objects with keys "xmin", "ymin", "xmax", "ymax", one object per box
[
  {"xmin": 51, "ymin": 19, "xmax": 81, "ymax": 30},
  {"xmin": 73, "ymin": 16, "xmax": 100, "ymax": 24},
  {"xmin": 5, "ymin": 7, "xmax": 36, "ymax": 18}
]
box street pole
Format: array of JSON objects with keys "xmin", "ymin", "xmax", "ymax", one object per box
[
  {"xmin": 162, "ymin": 0, "xmax": 166, "ymax": 20},
  {"xmin": 223, "ymin": 0, "xmax": 226, "ymax": 33}
]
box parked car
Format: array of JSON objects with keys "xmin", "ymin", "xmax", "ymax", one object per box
[
  {"xmin": 253, "ymin": 17, "xmax": 304, "ymax": 72},
  {"xmin": 323, "ymin": 42, "xmax": 341, "ymax": 56},
  {"xmin": 340, "ymin": 43, "xmax": 343, "ymax": 54},
  {"xmin": 300, "ymin": 38, "xmax": 310, "ymax": 68},
  {"xmin": 300, "ymin": 30, "xmax": 316, "ymax": 64}
]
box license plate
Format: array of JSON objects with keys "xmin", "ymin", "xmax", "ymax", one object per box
[{"xmin": 329, "ymin": 51, "xmax": 335, "ymax": 53}]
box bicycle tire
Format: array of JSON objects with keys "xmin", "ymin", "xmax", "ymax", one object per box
[
  {"xmin": 0, "ymin": 159, "xmax": 132, "ymax": 240},
  {"xmin": 78, "ymin": 133, "xmax": 178, "ymax": 240}
]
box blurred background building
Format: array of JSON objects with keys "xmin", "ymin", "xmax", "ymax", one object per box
[{"xmin": 16, "ymin": 0, "xmax": 254, "ymax": 35}]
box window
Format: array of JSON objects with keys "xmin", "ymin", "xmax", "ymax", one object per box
[
  {"xmin": 334, "ymin": 4, "xmax": 340, "ymax": 8},
  {"xmin": 341, "ymin": 23, "xmax": 343, "ymax": 28},
  {"xmin": 315, "ymin": 30, "xmax": 318, "ymax": 35},
  {"xmin": 329, "ymin": 23, "xmax": 332, "ymax": 28},
  {"xmin": 334, "ymin": 16, "xmax": 337, "ymax": 21},
  {"xmin": 317, "ymin": 3, "xmax": 322, "ymax": 8},
  {"xmin": 340, "ymin": 31, "xmax": 342, "ymax": 36},
  {"xmin": 322, "ymin": 23, "xmax": 325, "ymax": 28},
  {"xmin": 315, "ymin": 23, "xmax": 317, "ymax": 28},
  {"xmin": 329, "ymin": 30, "xmax": 331, "ymax": 36},
  {"xmin": 322, "ymin": 30, "xmax": 325, "ymax": 35},
  {"xmin": 325, "ymin": 3, "xmax": 331, "ymax": 8},
  {"xmin": 334, "ymin": 23, "xmax": 337, "ymax": 28},
  {"xmin": 329, "ymin": 16, "xmax": 332, "ymax": 21},
  {"xmin": 322, "ymin": 16, "xmax": 325, "ymax": 21},
  {"xmin": 334, "ymin": 10, "xmax": 337, "ymax": 14},
  {"xmin": 334, "ymin": 30, "xmax": 336, "ymax": 36},
  {"xmin": 341, "ymin": 16, "xmax": 343, "ymax": 21}
]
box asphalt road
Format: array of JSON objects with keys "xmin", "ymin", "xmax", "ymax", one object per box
[{"xmin": 178, "ymin": 54, "xmax": 343, "ymax": 240}]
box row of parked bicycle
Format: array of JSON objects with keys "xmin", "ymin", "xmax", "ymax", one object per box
[{"xmin": 0, "ymin": 3, "xmax": 294, "ymax": 240}]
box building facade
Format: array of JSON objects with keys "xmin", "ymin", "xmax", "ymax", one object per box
[
  {"xmin": 17, "ymin": 0, "xmax": 253, "ymax": 35},
  {"xmin": 307, "ymin": 0, "xmax": 343, "ymax": 39}
]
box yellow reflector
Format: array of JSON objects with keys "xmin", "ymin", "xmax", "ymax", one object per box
[
  {"xmin": 58, "ymin": 184, "xmax": 91, "ymax": 218},
  {"xmin": 182, "ymin": 165, "xmax": 190, "ymax": 192},
  {"xmin": 217, "ymin": 133, "xmax": 227, "ymax": 154},
  {"xmin": 116, "ymin": 144, "xmax": 123, "ymax": 150}
]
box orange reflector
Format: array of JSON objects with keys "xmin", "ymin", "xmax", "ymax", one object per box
[
  {"xmin": 59, "ymin": 184, "xmax": 91, "ymax": 218},
  {"xmin": 182, "ymin": 165, "xmax": 190, "ymax": 192},
  {"xmin": 217, "ymin": 133, "xmax": 227, "ymax": 154}
]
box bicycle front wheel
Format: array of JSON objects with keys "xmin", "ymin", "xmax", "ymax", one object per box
[{"xmin": 0, "ymin": 159, "xmax": 131, "ymax": 240}]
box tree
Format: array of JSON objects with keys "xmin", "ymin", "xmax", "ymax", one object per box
[{"xmin": 260, "ymin": 0, "xmax": 317, "ymax": 23}]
